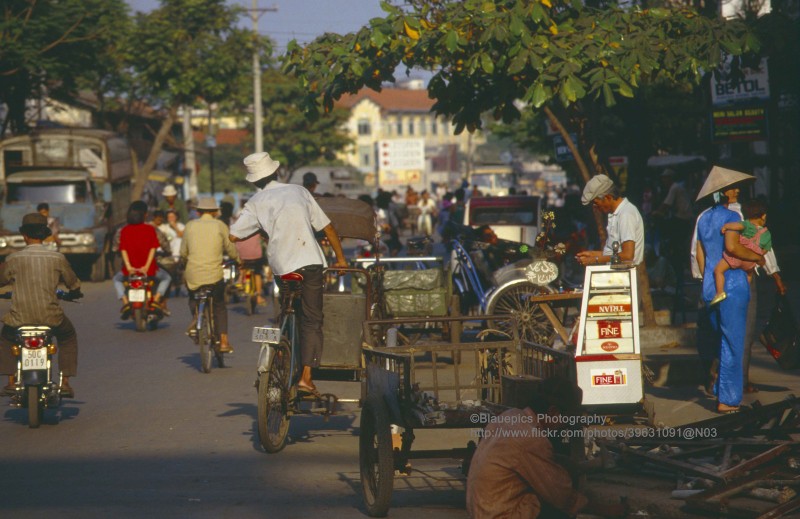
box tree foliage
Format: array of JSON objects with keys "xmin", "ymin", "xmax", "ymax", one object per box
[
  {"xmin": 0, "ymin": 0, "xmax": 129, "ymax": 136},
  {"xmin": 283, "ymin": 0, "xmax": 757, "ymax": 176},
  {"xmin": 125, "ymin": 0, "xmax": 258, "ymax": 199},
  {"xmin": 259, "ymin": 70, "xmax": 353, "ymax": 182}
]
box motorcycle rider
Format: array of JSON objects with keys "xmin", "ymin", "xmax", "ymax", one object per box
[
  {"xmin": 0, "ymin": 213, "xmax": 82, "ymax": 397},
  {"xmin": 180, "ymin": 197, "xmax": 239, "ymax": 353},
  {"xmin": 114, "ymin": 201, "xmax": 172, "ymax": 318},
  {"xmin": 229, "ymin": 152, "xmax": 347, "ymax": 394}
]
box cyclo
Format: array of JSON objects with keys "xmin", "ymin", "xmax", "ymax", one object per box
[{"xmin": 251, "ymin": 197, "xmax": 379, "ymax": 453}]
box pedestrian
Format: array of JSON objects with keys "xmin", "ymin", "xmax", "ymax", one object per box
[
  {"xmin": 690, "ymin": 178, "xmax": 786, "ymax": 396},
  {"xmin": 694, "ymin": 166, "xmax": 766, "ymax": 413},
  {"xmin": 653, "ymin": 169, "xmax": 694, "ymax": 282},
  {"xmin": 416, "ymin": 190, "xmax": 437, "ymax": 237},
  {"xmin": 36, "ymin": 202, "xmax": 61, "ymax": 247},
  {"xmin": 710, "ymin": 199, "xmax": 774, "ymax": 305},
  {"xmin": 229, "ymin": 152, "xmax": 347, "ymax": 394},
  {"xmin": 576, "ymin": 175, "xmax": 645, "ymax": 267},
  {"xmin": 303, "ymin": 172, "xmax": 320, "ymax": 195}
]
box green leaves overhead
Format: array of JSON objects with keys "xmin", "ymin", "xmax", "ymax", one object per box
[{"xmin": 283, "ymin": 0, "xmax": 756, "ymax": 131}]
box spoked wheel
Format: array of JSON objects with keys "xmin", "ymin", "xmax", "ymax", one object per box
[
  {"xmin": 133, "ymin": 307, "xmax": 146, "ymax": 333},
  {"xmin": 486, "ymin": 282, "xmax": 556, "ymax": 345},
  {"xmin": 26, "ymin": 385, "xmax": 43, "ymax": 428},
  {"xmin": 199, "ymin": 313, "xmax": 213, "ymax": 374},
  {"xmin": 258, "ymin": 340, "xmax": 291, "ymax": 453},
  {"xmin": 360, "ymin": 395, "xmax": 394, "ymax": 517}
]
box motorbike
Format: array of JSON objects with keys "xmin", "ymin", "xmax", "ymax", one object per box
[
  {"xmin": 5, "ymin": 289, "xmax": 82, "ymax": 428},
  {"xmin": 124, "ymin": 273, "xmax": 164, "ymax": 332}
]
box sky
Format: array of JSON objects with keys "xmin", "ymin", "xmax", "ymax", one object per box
[{"xmin": 125, "ymin": 0, "xmax": 390, "ymax": 56}]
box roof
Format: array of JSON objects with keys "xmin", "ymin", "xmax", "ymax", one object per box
[
  {"xmin": 6, "ymin": 169, "xmax": 90, "ymax": 183},
  {"xmin": 334, "ymin": 88, "xmax": 435, "ymax": 113}
]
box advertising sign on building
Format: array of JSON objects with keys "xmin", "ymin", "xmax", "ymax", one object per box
[
  {"xmin": 710, "ymin": 56, "xmax": 770, "ymax": 106},
  {"xmin": 378, "ymin": 139, "xmax": 425, "ymax": 171},
  {"xmin": 553, "ymin": 133, "xmax": 578, "ymax": 162},
  {"xmin": 711, "ymin": 105, "xmax": 769, "ymax": 142}
]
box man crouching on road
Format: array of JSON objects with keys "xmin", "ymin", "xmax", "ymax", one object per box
[
  {"xmin": 0, "ymin": 213, "xmax": 82, "ymax": 397},
  {"xmin": 466, "ymin": 376, "xmax": 626, "ymax": 519},
  {"xmin": 229, "ymin": 152, "xmax": 347, "ymax": 395}
]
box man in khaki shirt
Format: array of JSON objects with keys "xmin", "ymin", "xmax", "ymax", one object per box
[{"xmin": 180, "ymin": 197, "xmax": 239, "ymax": 352}]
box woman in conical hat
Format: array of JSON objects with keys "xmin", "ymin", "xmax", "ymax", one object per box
[{"xmin": 694, "ymin": 166, "xmax": 761, "ymax": 413}]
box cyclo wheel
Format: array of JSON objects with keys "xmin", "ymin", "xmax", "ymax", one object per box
[
  {"xmin": 360, "ymin": 395, "xmax": 394, "ymax": 517},
  {"xmin": 27, "ymin": 385, "xmax": 43, "ymax": 428},
  {"xmin": 486, "ymin": 282, "xmax": 556, "ymax": 345},
  {"xmin": 199, "ymin": 304, "xmax": 213, "ymax": 373},
  {"xmin": 258, "ymin": 338, "xmax": 291, "ymax": 453}
]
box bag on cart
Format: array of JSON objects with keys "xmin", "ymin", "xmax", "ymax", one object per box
[{"xmin": 760, "ymin": 295, "xmax": 800, "ymax": 370}]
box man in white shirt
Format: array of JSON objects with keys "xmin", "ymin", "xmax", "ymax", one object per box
[
  {"xmin": 576, "ymin": 175, "xmax": 645, "ymax": 267},
  {"xmin": 229, "ymin": 152, "xmax": 347, "ymax": 394}
]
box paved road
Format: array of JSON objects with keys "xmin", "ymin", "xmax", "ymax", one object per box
[{"xmin": 0, "ymin": 280, "xmax": 470, "ymax": 519}]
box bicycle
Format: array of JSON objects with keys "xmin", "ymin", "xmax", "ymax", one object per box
[
  {"xmin": 191, "ymin": 285, "xmax": 225, "ymax": 373},
  {"xmin": 254, "ymin": 271, "xmax": 307, "ymax": 452}
]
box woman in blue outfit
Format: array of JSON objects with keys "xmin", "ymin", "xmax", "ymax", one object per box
[{"xmin": 694, "ymin": 166, "xmax": 763, "ymax": 413}]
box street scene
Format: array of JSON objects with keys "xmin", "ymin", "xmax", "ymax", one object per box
[{"xmin": 1, "ymin": 0, "xmax": 799, "ymax": 518}]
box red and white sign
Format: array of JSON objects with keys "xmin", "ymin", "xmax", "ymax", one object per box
[
  {"xmin": 597, "ymin": 320, "xmax": 622, "ymax": 339},
  {"xmin": 591, "ymin": 368, "xmax": 628, "ymax": 387},
  {"xmin": 600, "ymin": 341, "xmax": 619, "ymax": 352},
  {"xmin": 378, "ymin": 139, "xmax": 425, "ymax": 172},
  {"xmin": 587, "ymin": 303, "xmax": 632, "ymax": 315}
]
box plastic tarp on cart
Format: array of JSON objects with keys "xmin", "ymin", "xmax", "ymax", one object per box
[{"xmin": 383, "ymin": 269, "xmax": 448, "ymax": 317}]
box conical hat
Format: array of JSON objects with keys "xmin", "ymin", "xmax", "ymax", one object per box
[{"xmin": 695, "ymin": 166, "xmax": 755, "ymax": 201}]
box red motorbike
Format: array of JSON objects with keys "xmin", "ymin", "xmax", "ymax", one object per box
[{"xmin": 124, "ymin": 273, "xmax": 164, "ymax": 332}]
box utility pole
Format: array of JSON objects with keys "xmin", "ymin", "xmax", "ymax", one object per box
[{"xmin": 249, "ymin": 1, "xmax": 278, "ymax": 154}]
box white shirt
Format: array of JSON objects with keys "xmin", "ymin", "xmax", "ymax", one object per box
[
  {"xmin": 604, "ymin": 198, "xmax": 645, "ymax": 266},
  {"xmin": 690, "ymin": 202, "xmax": 779, "ymax": 279},
  {"xmin": 158, "ymin": 222, "xmax": 184, "ymax": 258},
  {"xmin": 229, "ymin": 182, "xmax": 330, "ymax": 276}
]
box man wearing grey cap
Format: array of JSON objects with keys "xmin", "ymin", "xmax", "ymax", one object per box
[
  {"xmin": 577, "ymin": 174, "xmax": 644, "ymax": 267},
  {"xmin": 230, "ymin": 152, "xmax": 347, "ymax": 395}
]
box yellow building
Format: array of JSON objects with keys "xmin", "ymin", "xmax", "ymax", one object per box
[{"xmin": 335, "ymin": 81, "xmax": 485, "ymax": 188}]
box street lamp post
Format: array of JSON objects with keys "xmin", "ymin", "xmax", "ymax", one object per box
[{"xmin": 250, "ymin": 1, "xmax": 278, "ymax": 154}]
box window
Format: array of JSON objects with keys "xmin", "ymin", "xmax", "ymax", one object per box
[
  {"xmin": 396, "ymin": 119, "xmax": 403, "ymax": 136},
  {"xmin": 431, "ymin": 118, "xmax": 438, "ymax": 135},
  {"xmin": 358, "ymin": 145, "xmax": 372, "ymax": 168},
  {"xmin": 357, "ymin": 119, "xmax": 371, "ymax": 136},
  {"xmin": 7, "ymin": 182, "xmax": 89, "ymax": 204},
  {"xmin": 408, "ymin": 120, "xmax": 415, "ymax": 135}
]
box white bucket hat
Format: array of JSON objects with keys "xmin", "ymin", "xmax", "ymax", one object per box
[
  {"xmin": 581, "ymin": 174, "xmax": 615, "ymax": 205},
  {"xmin": 196, "ymin": 197, "xmax": 219, "ymax": 212},
  {"xmin": 695, "ymin": 166, "xmax": 755, "ymax": 201},
  {"xmin": 244, "ymin": 152, "xmax": 280, "ymax": 183},
  {"xmin": 162, "ymin": 184, "xmax": 178, "ymax": 197}
]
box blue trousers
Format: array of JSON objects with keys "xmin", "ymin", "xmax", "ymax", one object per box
[{"xmin": 709, "ymin": 273, "xmax": 750, "ymax": 407}]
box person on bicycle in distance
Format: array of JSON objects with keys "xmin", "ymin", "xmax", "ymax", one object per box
[
  {"xmin": 0, "ymin": 213, "xmax": 82, "ymax": 397},
  {"xmin": 181, "ymin": 197, "xmax": 240, "ymax": 353},
  {"xmin": 229, "ymin": 152, "xmax": 347, "ymax": 395},
  {"xmin": 114, "ymin": 201, "xmax": 171, "ymax": 318}
]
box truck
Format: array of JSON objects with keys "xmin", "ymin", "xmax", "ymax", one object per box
[{"xmin": 0, "ymin": 128, "xmax": 135, "ymax": 280}]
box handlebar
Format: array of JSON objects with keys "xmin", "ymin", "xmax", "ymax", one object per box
[{"xmin": 0, "ymin": 290, "xmax": 82, "ymax": 302}]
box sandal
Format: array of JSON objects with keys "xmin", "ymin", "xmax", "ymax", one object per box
[
  {"xmin": 717, "ymin": 403, "xmax": 740, "ymax": 414},
  {"xmin": 297, "ymin": 382, "xmax": 320, "ymax": 396}
]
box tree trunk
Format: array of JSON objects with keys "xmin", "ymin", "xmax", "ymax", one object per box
[{"xmin": 132, "ymin": 106, "xmax": 178, "ymax": 201}]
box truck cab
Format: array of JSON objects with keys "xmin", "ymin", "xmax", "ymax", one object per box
[{"xmin": 0, "ymin": 129, "xmax": 135, "ymax": 280}]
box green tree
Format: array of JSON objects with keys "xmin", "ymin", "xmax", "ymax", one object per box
[
  {"xmin": 259, "ymin": 69, "xmax": 353, "ymax": 183},
  {"xmin": 0, "ymin": 0, "xmax": 130, "ymax": 137},
  {"xmin": 125, "ymin": 0, "xmax": 257, "ymax": 199}
]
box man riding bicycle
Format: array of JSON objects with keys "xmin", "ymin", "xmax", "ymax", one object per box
[
  {"xmin": 230, "ymin": 152, "xmax": 347, "ymax": 395},
  {"xmin": 181, "ymin": 197, "xmax": 240, "ymax": 353},
  {"xmin": 0, "ymin": 213, "xmax": 82, "ymax": 397}
]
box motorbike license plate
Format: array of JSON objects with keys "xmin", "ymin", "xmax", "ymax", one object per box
[
  {"xmin": 251, "ymin": 327, "xmax": 280, "ymax": 344},
  {"xmin": 129, "ymin": 289, "xmax": 146, "ymax": 303},
  {"xmin": 21, "ymin": 348, "xmax": 47, "ymax": 371},
  {"xmin": 223, "ymin": 268, "xmax": 233, "ymax": 282}
]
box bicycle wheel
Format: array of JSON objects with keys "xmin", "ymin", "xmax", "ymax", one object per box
[
  {"xmin": 360, "ymin": 395, "xmax": 394, "ymax": 517},
  {"xmin": 486, "ymin": 282, "xmax": 556, "ymax": 345},
  {"xmin": 258, "ymin": 338, "xmax": 291, "ymax": 453},
  {"xmin": 199, "ymin": 304, "xmax": 213, "ymax": 373}
]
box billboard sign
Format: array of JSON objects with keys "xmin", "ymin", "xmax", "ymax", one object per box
[
  {"xmin": 378, "ymin": 139, "xmax": 425, "ymax": 171},
  {"xmin": 711, "ymin": 56, "xmax": 770, "ymax": 106}
]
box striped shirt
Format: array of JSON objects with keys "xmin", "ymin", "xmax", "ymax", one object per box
[{"xmin": 0, "ymin": 244, "xmax": 80, "ymax": 327}]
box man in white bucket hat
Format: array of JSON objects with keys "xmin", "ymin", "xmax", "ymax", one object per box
[
  {"xmin": 158, "ymin": 184, "xmax": 189, "ymax": 223},
  {"xmin": 230, "ymin": 152, "xmax": 347, "ymax": 395}
]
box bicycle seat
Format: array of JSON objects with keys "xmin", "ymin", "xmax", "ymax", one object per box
[{"xmin": 280, "ymin": 272, "xmax": 304, "ymax": 282}]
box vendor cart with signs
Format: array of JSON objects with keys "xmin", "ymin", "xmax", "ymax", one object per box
[{"xmin": 359, "ymin": 315, "xmax": 576, "ymax": 517}]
